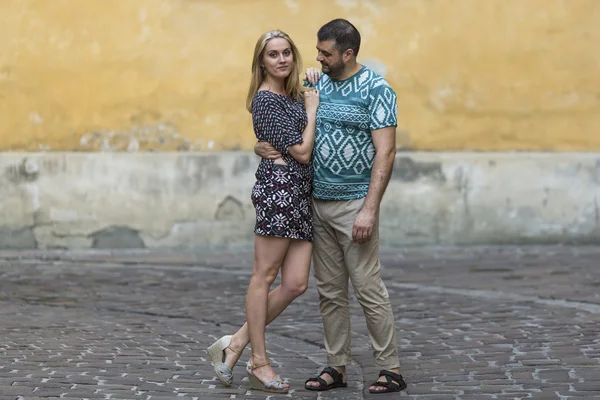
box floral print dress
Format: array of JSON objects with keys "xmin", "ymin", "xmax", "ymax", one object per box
[{"xmin": 250, "ymin": 90, "xmax": 313, "ymax": 242}]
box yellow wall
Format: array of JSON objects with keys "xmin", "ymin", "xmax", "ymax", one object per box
[{"xmin": 1, "ymin": 0, "xmax": 599, "ymax": 152}]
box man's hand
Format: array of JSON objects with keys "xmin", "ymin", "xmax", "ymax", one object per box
[
  {"xmin": 254, "ymin": 141, "xmax": 281, "ymax": 159},
  {"xmin": 304, "ymin": 67, "xmax": 322, "ymax": 87},
  {"xmin": 352, "ymin": 207, "xmax": 377, "ymax": 244}
]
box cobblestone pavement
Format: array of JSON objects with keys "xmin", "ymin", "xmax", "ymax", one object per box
[{"xmin": 0, "ymin": 245, "xmax": 599, "ymax": 400}]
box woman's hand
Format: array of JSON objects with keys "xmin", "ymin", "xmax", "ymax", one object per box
[{"xmin": 303, "ymin": 89, "xmax": 320, "ymax": 115}]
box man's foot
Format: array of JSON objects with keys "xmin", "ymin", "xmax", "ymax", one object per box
[
  {"xmin": 305, "ymin": 366, "xmax": 347, "ymax": 391},
  {"xmin": 368, "ymin": 369, "xmax": 407, "ymax": 393}
]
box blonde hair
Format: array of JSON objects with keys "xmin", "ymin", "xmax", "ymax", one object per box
[{"xmin": 246, "ymin": 30, "xmax": 303, "ymax": 112}]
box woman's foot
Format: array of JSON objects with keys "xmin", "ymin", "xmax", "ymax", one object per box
[
  {"xmin": 207, "ymin": 335, "xmax": 244, "ymax": 386},
  {"xmin": 247, "ymin": 355, "xmax": 290, "ymax": 390},
  {"xmin": 223, "ymin": 339, "xmax": 245, "ymax": 370}
]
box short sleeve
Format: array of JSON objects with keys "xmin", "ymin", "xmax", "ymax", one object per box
[
  {"xmin": 368, "ymin": 81, "xmax": 398, "ymax": 131},
  {"xmin": 252, "ymin": 93, "xmax": 303, "ymax": 155}
]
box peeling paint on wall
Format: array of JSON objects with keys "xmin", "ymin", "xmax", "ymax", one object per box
[
  {"xmin": 4, "ymin": 158, "xmax": 40, "ymax": 183},
  {"xmin": 215, "ymin": 196, "xmax": 244, "ymax": 221}
]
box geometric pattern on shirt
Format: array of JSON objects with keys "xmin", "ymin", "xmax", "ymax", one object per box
[
  {"xmin": 313, "ymin": 66, "xmax": 398, "ymax": 200},
  {"xmin": 314, "ymin": 123, "xmax": 375, "ymax": 176},
  {"xmin": 312, "ymin": 180, "xmax": 369, "ymax": 200}
]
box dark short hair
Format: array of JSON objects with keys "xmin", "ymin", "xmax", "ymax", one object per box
[{"xmin": 317, "ymin": 18, "xmax": 361, "ymax": 57}]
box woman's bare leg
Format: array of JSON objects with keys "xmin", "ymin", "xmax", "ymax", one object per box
[
  {"xmin": 225, "ymin": 239, "xmax": 312, "ymax": 373},
  {"xmin": 245, "ymin": 234, "xmax": 290, "ymax": 383}
]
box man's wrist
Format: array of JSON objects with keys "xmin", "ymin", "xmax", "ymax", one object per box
[{"xmin": 361, "ymin": 201, "xmax": 378, "ymax": 214}]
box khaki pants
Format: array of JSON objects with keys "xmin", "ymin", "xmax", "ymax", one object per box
[{"xmin": 312, "ymin": 197, "xmax": 400, "ymax": 370}]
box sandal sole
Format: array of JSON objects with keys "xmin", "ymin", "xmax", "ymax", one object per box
[
  {"xmin": 368, "ymin": 382, "xmax": 407, "ymax": 394},
  {"xmin": 305, "ymin": 382, "xmax": 347, "ymax": 391}
]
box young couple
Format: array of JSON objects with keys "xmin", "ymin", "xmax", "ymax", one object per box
[{"xmin": 207, "ymin": 18, "xmax": 407, "ymax": 395}]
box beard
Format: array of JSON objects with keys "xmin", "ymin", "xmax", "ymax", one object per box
[{"xmin": 321, "ymin": 58, "xmax": 345, "ymax": 79}]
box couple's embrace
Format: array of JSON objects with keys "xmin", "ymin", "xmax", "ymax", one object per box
[{"xmin": 207, "ymin": 18, "xmax": 407, "ymax": 395}]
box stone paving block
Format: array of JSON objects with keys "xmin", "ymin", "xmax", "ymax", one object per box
[
  {"xmin": 568, "ymin": 398, "xmax": 600, "ymax": 400},
  {"xmin": 143, "ymin": 397, "xmax": 197, "ymax": 400},
  {"xmin": 0, "ymin": 387, "xmax": 34, "ymax": 395},
  {"xmin": 60, "ymin": 391, "xmax": 107, "ymax": 398},
  {"xmin": 562, "ymin": 357, "xmax": 599, "ymax": 365},
  {"xmin": 573, "ymin": 383, "xmax": 600, "ymax": 392}
]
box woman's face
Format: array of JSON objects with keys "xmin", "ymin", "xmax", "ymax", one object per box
[{"xmin": 262, "ymin": 38, "xmax": 293, "ymax": 80}]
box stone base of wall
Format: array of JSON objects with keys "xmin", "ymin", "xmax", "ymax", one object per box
[{"xmin": 1, "ymin": 152, "xmax": 599, "ymax": 249}]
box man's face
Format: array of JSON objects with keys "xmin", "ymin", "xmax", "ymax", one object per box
[{"xmin": 316, "ymin": 40, "xmax": 345, "ymax": 78}]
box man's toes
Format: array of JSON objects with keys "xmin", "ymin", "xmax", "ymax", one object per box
[{"xmin": 369, "ymin": 384, "xmax": 385, "ymax": 391}]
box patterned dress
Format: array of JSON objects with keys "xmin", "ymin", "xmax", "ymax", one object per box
[{"xmin": 251, "ymin": 91, "xmax": 314, "ymax": 242}]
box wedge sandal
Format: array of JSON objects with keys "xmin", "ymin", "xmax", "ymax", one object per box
[
  {"xmin": 207, "ymin": 335, "xmax": 242, "ymax": 386},
  {"xmin": 246, "ymin": 359, "xmax": 289, "ymax": 393}
]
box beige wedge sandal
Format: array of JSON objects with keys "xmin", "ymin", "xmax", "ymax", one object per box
[
  {"xmin": 207, "ymin": 335, "xmax": 243, "ymax": 386},
  {"xmin": 246, "ymin": 359, "xmax": 289, "ymax": 393}
]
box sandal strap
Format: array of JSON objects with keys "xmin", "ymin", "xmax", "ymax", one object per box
[
  {"xmin": 369, "ymin": 370, "xmax": 405, "ymax": 392},
  {"xmin": 225, "ymin": 345, "xmax": 242, "ymax": 356},
  {"xmin": 265, "ymin": 379, "xmax": 286, "ymax": 389},
  {"xmin": 249, "ymin": 360, "xmax": 271, "ymax": 370},
  {"xmin": 372, "ymin": 380, "xmax": 394, "ymax": 388},
  {"xmin": 304, "ymin": 367, "xmax": 345, "ymax": 389},
  {"xmin": 379, "ymin": 370, "xmax": 403, "ymax": 383},
  {"xmin": 320, "ymin": 366, "xmax": 343, "ymax": 384}
]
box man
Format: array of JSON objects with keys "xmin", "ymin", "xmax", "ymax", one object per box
[{"xmin": 255, "ymin": 19, "xmax": 406, "ymax": 394}]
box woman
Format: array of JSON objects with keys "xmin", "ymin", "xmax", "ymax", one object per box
[{"xmin": 207, "ymin": 30, "xmax": 319, "ymax": 394}]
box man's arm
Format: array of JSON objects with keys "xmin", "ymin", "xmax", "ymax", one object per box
[
  {"xmin": 254, "ymin": 141, "xmax": 281, "ymax": 159},
  {"xmin": 352, "ymin": 126, "xmax": 396, "ymax": 243}
]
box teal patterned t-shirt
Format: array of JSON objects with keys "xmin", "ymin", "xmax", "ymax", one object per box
[{"xmin": 312, "ymin": 65, "xmax": 398, "ymax": 200}]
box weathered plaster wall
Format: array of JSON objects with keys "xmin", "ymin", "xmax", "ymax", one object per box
[
  {"xmin": 2, "ymin": 0, "xmax": 600, "ymax": 152},
  {"xmin": 1, "ymin": 152, "xmax": 599, "ymax": 249}
]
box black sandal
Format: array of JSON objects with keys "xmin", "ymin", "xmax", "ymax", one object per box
[
  {"xmin": 304, "ymin": 366, "xmax": 348, "ymax": 391},
  {"xmin": 368, "ymin": 370, "xmax": 407, "ymax": 394}
]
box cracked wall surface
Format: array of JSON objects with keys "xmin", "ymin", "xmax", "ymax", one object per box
[
  {"xmin": 1, "ymin": 0, "xmax": 600, "ymax": 152},
  {"xmin": 0, "ymin": 152, "xmax": 599, "ymax": 249}
]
